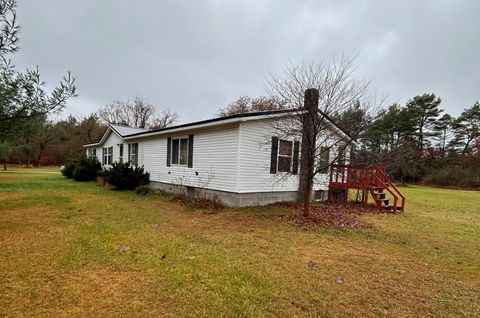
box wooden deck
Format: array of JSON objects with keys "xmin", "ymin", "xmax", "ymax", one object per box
[{"xmin": 328, "ymin": 164, "xmax": 406, "ymax": 212}]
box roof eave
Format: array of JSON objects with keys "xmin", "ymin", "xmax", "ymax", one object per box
[{"xmin": 123, "ymin": 111, "xmax": 301, "ymax": 140}]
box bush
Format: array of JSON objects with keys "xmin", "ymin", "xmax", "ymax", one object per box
[
  {"xmin": 136, "ymin": 185, "xmax": 155, "ymax": 195},
  {"xmin": 106, "ymin": 162, "xmax": 150, "ymax": 190},
  {"xmin": 61, "ymin": 160, "xmax": 78, "ymax": 178},
  {"xmin": 422, "ymin": 165, "xmax": 480, "ymax": 189},
  {"xmin": 73, "ymin": 157, "xmax": 102, "ymax": 182}
]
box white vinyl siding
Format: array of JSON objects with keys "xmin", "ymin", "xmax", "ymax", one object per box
[
  {"xmin": 85, "ymin": 117, "xmax": 349, "ymax": 193},
  {"xmin": 237, "ymin": 119, "xmax": 346, "ymax": 192},
  {"xmin": 237, "ymin": 120, "xmax": 300, "ymax": 193},
  {"xmin": 140, "ymin": 124, "xmax": 239, "ymax": 192}
]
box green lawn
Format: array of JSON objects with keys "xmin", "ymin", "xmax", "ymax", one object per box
[{"xmin": 1, "ymin": 167, "xmax": 479, "ymax": 317}]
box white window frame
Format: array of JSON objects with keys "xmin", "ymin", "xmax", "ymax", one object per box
[
  {"xmin": 319, "ymin": 147, "xmax": 330, "ymax": 174},
  {"xmin": 170, "ymin": 137, "xmax": 189, "ymax": 166},
  {"xmin": 103, "ymin": 146, "xmax": 113, "ymax": 165},
  {"xmin": 128, "ymin": 143, "xmax": 138, "ymax": 166},
  {"xmin": 277, "ymin": 139, "xmax": 293, "ymax": 173},
  {"xmin": 88, "ymin": 148, "xmax": 96, "ymax": 158},
  {"xmin": 119, "ymin": 144, "xmax": 124, "ymax": 163}
]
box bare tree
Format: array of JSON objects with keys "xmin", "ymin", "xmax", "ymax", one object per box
[
  {"xmin": 266, "ymin": 56, "xmax": 379, "ymax": 217},
  {"xmin": 218, "ymin": 96, "xmax": 286, "ymax": 117},
  {"xmin": 149, "ymin": 109, "xmax": 179, "ymax": 130},
  {"xmin": 97, "ymin": 97, "xmax": 178, "ymax": 129}
]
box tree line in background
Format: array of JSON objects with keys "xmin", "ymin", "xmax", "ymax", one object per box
[
  {"xmin": 340, "ymin": 94, "xmax": 480, "ymax": 188},
  {"xmin": 1, "ymin": 98, "xmax": 179, "ymax": 168}
]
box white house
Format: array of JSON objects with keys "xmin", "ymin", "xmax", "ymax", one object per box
[{"xmin": 83, "ymin": 110, "xmax": 353, "ymax": 207}]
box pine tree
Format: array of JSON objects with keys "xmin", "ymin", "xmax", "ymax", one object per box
[{"xmin": 406, "ymin": 93, "xmax": 443, "ymax": 150}]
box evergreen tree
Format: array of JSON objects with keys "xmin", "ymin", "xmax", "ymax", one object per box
[
  {"xmin": 405, "ymin": 93, "xmax": 443, "ymax": 150},
  {"xmin": 451, "ymin": 102, "xmax": 480, "ymax": 154},
  {"xmin": 433, "ymin": 113, "xmax": 453, "ymax": 157}
]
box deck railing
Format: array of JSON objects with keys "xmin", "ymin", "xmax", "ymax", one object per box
[{"xmin": 329, "ymin": 164, "xmax": 405, "ymax": 212}]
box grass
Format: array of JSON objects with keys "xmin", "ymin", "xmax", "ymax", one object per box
[{"xmin": 1, "ymin": 167, "xmax": 479, "ymax": 317}]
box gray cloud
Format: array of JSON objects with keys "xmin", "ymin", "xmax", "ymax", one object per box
[{"xmin": 12, "ymin": 0, "xmax": 480, "ymax": 122}]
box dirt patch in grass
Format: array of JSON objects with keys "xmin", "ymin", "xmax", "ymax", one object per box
[
  {"xmin": 54, "ymin": 267, "xmax": 167, "ymax": 317},
  {"xmin": 170, "ymin": 194, "xmax": 224, "ymax": 211},
  {"xmin": 272, "ymin": 202, "xmax": 382, "ymax": 229}
]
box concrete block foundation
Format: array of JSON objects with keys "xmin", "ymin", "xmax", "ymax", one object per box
[{"xmin": 150, "ymin": 181, "xmax": 298, "ymax": 207}]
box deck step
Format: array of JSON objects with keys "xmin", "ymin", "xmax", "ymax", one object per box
[{"xmin": 374, "ymin": 193, "xmax": 386, "ymax": 199}]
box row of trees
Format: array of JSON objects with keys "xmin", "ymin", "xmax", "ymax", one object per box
[
  {"xmin": 4, "ymin": 98, "xmax": 179, "ymax": 168},
  {"xmin": 343, "ymin": 95, "xmax": 480, "ymax": 183}
]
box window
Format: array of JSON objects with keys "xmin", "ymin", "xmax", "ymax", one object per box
[
  {"xmin": 180, "ymin": 138, "xmax": 188, "ymax": 165},
  {"xmin": 87, "ymin": 148, "xmax": 96, "ymax": 158},
  {"xmin": 103, "ymin": 146, "xmax": 112, "ymax": 165},
  {"xmin": 314, "ymin": 190, "xmax": 327, "ymax": 201},
  {"xmin": 119, "ymin": 144, "xmax": 124, "ymax": 163},
  {"xmin": 171, "ymin": 137, "xmax": 188, "ymax": 165},
  {"xmin": 277, "ymin": 140, "xmax": 293, "ymax": 172},
  {"xmin": 128, "ymin": 143, "xmax": 138, "ymax": 166},
  {"xmin": 337, "ymin": 145, "xmax": 346, "ymax": 165},
  {"xmin": 319, "ymin": 147, "xmax": 330, "ymax": 173}
]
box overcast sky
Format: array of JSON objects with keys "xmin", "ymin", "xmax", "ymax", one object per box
[{"xmin": 12, "ymin": 0, "xmax": 480, "ymax": 123}]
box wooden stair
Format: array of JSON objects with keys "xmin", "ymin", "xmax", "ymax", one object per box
[
  {"xmin": 370, "ymin": 188, "xmax": 404, "ymax": 212},
  {"xmin": 329, "ymin": 165, "xmax": 406, "ymax": 213}
]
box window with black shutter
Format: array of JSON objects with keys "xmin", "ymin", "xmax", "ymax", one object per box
[
  {"xmin": 271, "ymin": 137, "xmax": 298, "ymax": 174},
  {"xmin": 170, "ymin": 137, "xmax": 189, "ymax": 166},
  {"xmin": 319, "ymin": 147, "xmax": 330, "ymax": 173}
]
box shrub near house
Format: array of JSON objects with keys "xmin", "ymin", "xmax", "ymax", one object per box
[
  {"xmin": 106, "ymin": 162, "xmax": 150, "ymax": 190},
  {"xmin": 61, "ymin": 157, "xmax": 101, "ymax": 181}
]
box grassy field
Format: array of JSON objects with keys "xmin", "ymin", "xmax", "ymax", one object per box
[{"xmin": 1, "ymin": 167, "xmax": 479, "ymax": 317}]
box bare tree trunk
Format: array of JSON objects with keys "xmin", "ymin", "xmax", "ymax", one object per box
[
  {"xmin": 36, "ymin": 144, "xmax": 45, "ymax": 166},
  {"xmin": 298, "ymin": 88, "xmax": 319, "ymax": 218},
  {"xmin": 3, "ymin": 160, "xmax": 6, "ymax": 170},
  {"xmin": 303, "ymin": 175, "xmax": 313, "ymax": 216}
]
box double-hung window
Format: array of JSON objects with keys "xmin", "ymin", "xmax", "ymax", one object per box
[
  {"xmin": 103, "ymin": 146, "xmax": 113, "ymax": 165},
  {"xmin": 277, "ymin": 140, "xmax": 293, "ymax": 173},
  {"xmin": 87, "ymin": 148, "xmax": 96, "ymax": 158},
  {"xmin": 319, "ymin": 147, "xmax": 330, "ymax": 173},
  {"xmin": 128, "ymin": 143, "xmax": 138, "ymax": 166},
  {"xmin": 337, "ymin": 144, "xmax": 346, "ymax": 165},
  {"xmin": 119, "ymin": 144, "xmax": 124, "ymax": 163},
  {"xmin": 171, "ymin": 137, "xmax": 188, "ymax": 166}
]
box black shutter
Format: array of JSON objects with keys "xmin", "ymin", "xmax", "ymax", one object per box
[
  {"xmin": 292, "ymin": 140, "xmax": 300, "ymax": 174},
  {"xmin": 166, "ymin": 137, "xmax": 171, "ymax": 167},
  {"xmin": 128, "ymin": 144, "xmax": 131, "ymax": 165},
  {"xmin": 270, "ymin": 136, "xmax": 279, "ymax": 174},
  {"xmin": 102, "ymin": 148, "xmax": 105, "ymax": 165},
  {"xmin": 188, "ymin": 134, "xmax": 194, "ymax": 168}
]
